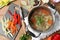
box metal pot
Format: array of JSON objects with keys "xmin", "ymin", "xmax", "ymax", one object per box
[{"xmin": 25, "ymin": 6, "xmax": 55, "ymax": 37}]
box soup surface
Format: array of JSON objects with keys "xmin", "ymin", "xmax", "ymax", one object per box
[{"xmin": 29, "ymin": 7, "xmax": 53, "ymax": 31}]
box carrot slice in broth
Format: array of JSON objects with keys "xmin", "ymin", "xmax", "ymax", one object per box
[
  {"xmin": 48, "ymin": 20, "xmax": 53, "ymax": 25},
  {"xmin": 40, "ymin": 9, "xmax": 50, "ymax": 15}
]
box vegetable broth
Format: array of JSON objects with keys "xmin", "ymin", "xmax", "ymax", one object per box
[{"xmin": 29, "ymin": 7, "xmax": 53, "ymax": 31}]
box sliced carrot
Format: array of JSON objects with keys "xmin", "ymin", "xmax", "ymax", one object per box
[
  {"xmin": 7, "ymin": 21, "xmax": 17, "ymax": 35},
  {"xmin": 48, "ymin": 20, "xmax": 53, "ymax": 25},
  {"xmin": 47, "ymin": 36, "xmax": 52, "ymax": 40}
]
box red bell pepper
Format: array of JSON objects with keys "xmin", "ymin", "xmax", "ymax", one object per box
[{"xmin": 8, "ymin": 10, "xmax": 21, "ymax": 26}]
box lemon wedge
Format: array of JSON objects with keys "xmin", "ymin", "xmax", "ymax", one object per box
[{"xmin": 0, "ymin": 0, "xmax": 12, "ymax": 8}]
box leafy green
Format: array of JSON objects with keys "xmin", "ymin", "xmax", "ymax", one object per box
[
  {"xmin": 35, "ymin": 15, "xmax": 44, "ymax": 26},
  {"xmin": 20, "ymin": 34, "xmax": 31, "ymax": 40}
]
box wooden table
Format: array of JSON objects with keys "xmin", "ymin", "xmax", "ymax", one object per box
[
  {"xmin": 0, "ymin": 0, "xmax": 60, "ymax": 40},
  {"xmin": 0, "ymin": 0, "xmax": 26, "ymax": 40}
]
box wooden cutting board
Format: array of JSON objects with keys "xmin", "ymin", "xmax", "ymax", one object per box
[
  {"xmin": 0, "ymin": 34, "xmax": 9, "ymax": 40},
  {"xmin": 15, "ymin": 21, "xmax": 26, "ymax": 40}
]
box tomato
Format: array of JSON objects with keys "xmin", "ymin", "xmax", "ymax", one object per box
[{"xmin": 51, "ymin": 33, "xmax": 60, "ymax": 40}]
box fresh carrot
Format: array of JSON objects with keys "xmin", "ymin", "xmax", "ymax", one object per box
[
  {"xmin": 7, "ymin": 21, "xmax": 17, "ymax": 35},
  {"xmin": 7, "ymin": 21, "xmax": 12, "ymax": 29},
  {"xmin": 48, "ymin": 20, "xmax": 53, "ymax": 25}
]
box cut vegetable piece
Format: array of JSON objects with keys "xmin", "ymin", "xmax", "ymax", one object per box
[
  {"xmin": 48, "ymin": 20, "xmax": 53, "ymax": 25},
  {"xmin": 47, "ymin": 36, "xmax": 52, "ymax": 40},
  {"xmin": 7, "ymin": 20, "xmax": 18, "ymax": 35}
]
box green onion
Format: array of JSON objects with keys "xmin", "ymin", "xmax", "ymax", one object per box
[
  {"xmin": 35, "ymin": 15, "xmax": 44, "ymax": 26},
  {"xmin": 20, "ymin": 34, "xmax": 31, "ymax": 40}
]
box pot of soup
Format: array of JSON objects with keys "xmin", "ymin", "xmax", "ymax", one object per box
[{"xmin": 27, "ymin": 6, "xmax": 55, "ymax": 32}]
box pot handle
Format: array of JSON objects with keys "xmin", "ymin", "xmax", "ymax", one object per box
[
  {"xmin": 26, "ymin": 28, "xmax": 41, "ymax": 38},
  {"xmin": 24, "ymin": 16, "xmax": 41, "ymax": 38},
  {"xmin": 47, "ymin": 2, "xmax": 55, "ymax": 9}
]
